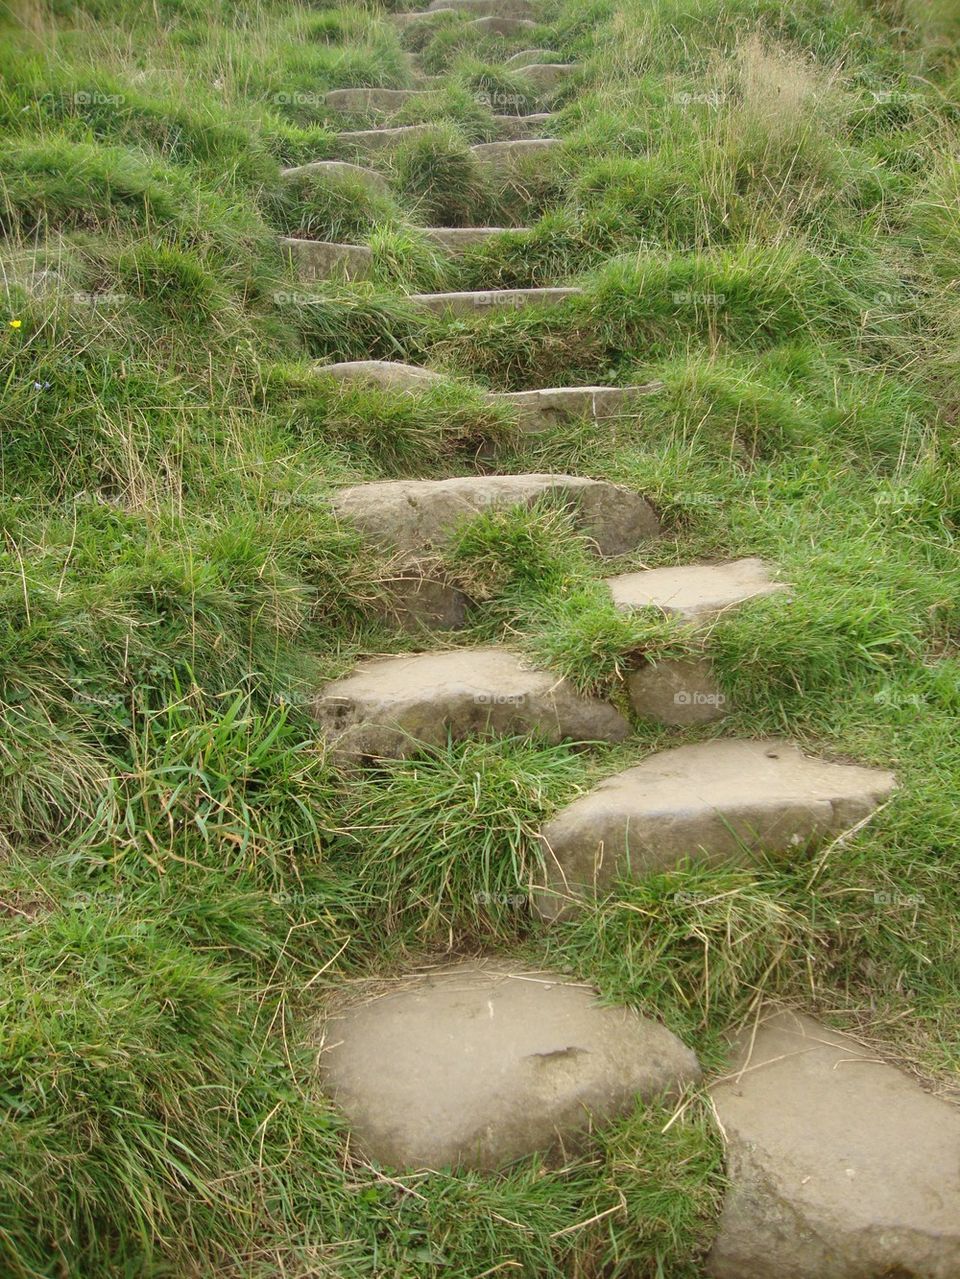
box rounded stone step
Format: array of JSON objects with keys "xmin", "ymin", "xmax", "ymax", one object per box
[
  {"xmin": 605, "ymin": 557, "xmax": 785, "ymax": 626},
  {"xmin": 470, "ymin": 137, "xmax": 564, "ymax": 171},
  {"xmin": 279, "ymin": 159, "xmax": 389, "ymax": 196},
  {"xmin": 391, "ymin": 8, "xmax": 455, "ymax": 26},
  {"xmin": 504, "ymin": 48, "xmax": 560, "ymax": 66},
  {"xmin": 427, "ymin": 0, "xmax": 536, "ymax": 17},
  {"xmin": 320, "ymin": 960, "xmax": 699, "ymax": 1171},
  {"xmin": 313, "ymin": 647, "xmax": 631, "ymax": 761},
  {"xmin": 419, "ymin": 225, "xmax": 528, "ymax": 251},
  {"xmin": 535, "ymin": 739, "xmax": 897, "ymax": 918},
  {"xmin": 323, "ymin": 88, "xmax": 438, "ymax": 113},
  {"xmin": 315, "ymin": 359, "xmax": 446, "ymax": 391},
  {"xmin": 492, "ymin": 112, "xmax": 555, "ymax": 139},
  {"xmin": 515, "ymin": 62, "xmax": 579, "ymax": 91},
  {"xmin": 469, "ymin": 14, "xmax": 536, "ymax": 33},
  {"xmin": 278, "ymin": 237, "xmax": 372, "ymax": 283},
  {"xmin": 708, "ymin": 1009, "xmax": 960, "ymax": 1278},
  {"xmin": 335, "ymin": 122, "xmax": 435, "ymax": 151},
  {"xmin": 330, "ymin": 473, "xmax": 660, "ymax": 558},
  {"xmin": 490, "ymin": 383, "xmax": 663, "ymax": 431},
  {"xmin": 410, "ymin": 285, "xmax": 581, "ymax": 315}
]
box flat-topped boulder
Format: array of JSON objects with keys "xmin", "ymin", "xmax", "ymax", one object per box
[
  {"xmin": 410, "ymin": 285, "xmax": 580, "ymax": 315},
  {"xmin": 324, "ymin": 88, "xmax": 437, "ymax": 113},
  {"xmin": 535, "ymin": 739, "xmax": 896, "ymax": 917},
  {"xmin": 313, "ymin": 648, "xmax": 630, "ymax": 760},
  {"xmin": 516, "ymin": 63, "xmax": 578, "ymax": 91},
  {"xmin": 708, "ymin": 1009, "xmax": 960, "ymax": 1278},
  {"xmin": 420, "ymin": 226, "xmax": 528, "ymax": 251},
  {"xmin": 606, "ymin": 558, "xmax": 785, "ymax": 625},
  {"xmin": 490, "ymin": 383, "xmax": 662, "ymax": 431},
  {"xmin": 471, "ymin": 137, "xmax": 564, "ymax": 170},
  {"xmin": 427, "ymin": 0, "xmax": 536, "ymax": 17},
  {"xmin": 504, "ymin": 48, "xmax": 560, "ymax": 66},
  {"xmin": 493, "ymin": 112, "xmax": 555, "ymax": 140},
  {"xmin": 335, "ymin": 122, "xmax": 435, "ymax": 151},
  {"xmin": 279, "ymin": 159, "xmax": 389, "ymax": 195},
  {"xmin": 469, "ymin": 14, "xmax": 536, "ymax": 33},
  {"xmin": 278, "ymin": 237, "xmax": 372, "ymax": 282},
  {"xmin": 319, "ymin": 959, "xmax": 700, "ymax": 1169},
  {"xmin": 626, "ymin": 656, "xmax": 729, "ymax": 726},
  {"xmin": 331, "ymin": 473, "xmax": 660, "ymax": 557},
  {"xmin": 314, "ymin": 360, "xmax": 446, "ymax": 391}
]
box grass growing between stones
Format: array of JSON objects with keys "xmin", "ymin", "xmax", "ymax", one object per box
[{"xmin": 1, "ymin": 0, "xmax": 959, "ymax": 1272}]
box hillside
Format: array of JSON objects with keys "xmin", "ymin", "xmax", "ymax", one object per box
[{"xmin": 1, "ymin": 0, "xmax": 959, "ymax": 1274}]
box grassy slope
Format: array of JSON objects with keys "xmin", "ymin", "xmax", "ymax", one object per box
[{"xmin": 0, "ymin": 0, "xmax": 958, "ymax": 1274}]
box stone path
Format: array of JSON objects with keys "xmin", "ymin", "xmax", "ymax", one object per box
[{"xmin": 286, "ymin": 5, "xmax": 940, "ymax": 1269}]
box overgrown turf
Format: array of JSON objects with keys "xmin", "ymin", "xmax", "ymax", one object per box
[{"xmin": 1, "ymin": 0, "xmax": 958, "ymax": 1273}]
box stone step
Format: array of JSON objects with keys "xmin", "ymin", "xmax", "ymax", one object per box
[
  {"xmin": 504, "ymin": 48, "xmax": 560, "ymax": 66},
  {"xmin": 279, "ymin": 159, "xmax": 389, "ymax": 196},
  {"xmin": 313, "ymin": 647, "xmax": 631, "ymax": 761},
  {"xmin": 427, "ymin": 0, "xmax": 537, "ymax": 17},
  {"xmin": 471, "ymin": 136, "xmax": 564, "ymax": 171},
  {"xmin": 391, "ymin": 8, "xmax": 455, "ymax": 26},
  {"xmin": 493, "ymin": 112, "xmax": 555, "ymax": 140},
  {"xmin": 278, "ymin": 237, "xmax": 372, "ymax": 282},
  {"xmin": 323, "ymin": 87, "xmax": 438, "ymax": 113},
  {"xmin": 535, "ymin": 739, "xmax": 896, "ymax": 918},
  {"xmin": 419, "ymin": 225, "xmax": 527, "ymax": 251},
  {"xmin": 469, "ymin": 14, "xmax": 536, "ymax": 33},
  {"xmin": 335, "ymin": 122, "xmax": 434, "ymax": 151},
  {"xmin": 315, "ymin": 360, "xmax": 447, "ymax": 391},
  {"xmin": 410, "ymin": 285, "xmax": 580, "ymax": 315},
  {"xmin": 606, "ymin": 558, "xmax": 787, "ymax": 726},
  {"xmin": 515, "ymin": 62, "xmax": 579, "ymax": 91},
  {"xmin": 490, "ymin": 382, "xmax": 662, "ymax": 430},
  {"xmin": 708, "ymin": 1009, "xmax": 960, "ymax": 1278},
  {"xmin": 319, "ymin": 959, "xmax": 699, "ymax": 1170},
  {"xmin": 331, "ymin": 473, "xmax": 660, "ymax": 558}
]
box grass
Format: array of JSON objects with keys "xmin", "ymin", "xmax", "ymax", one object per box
[{"xmin": 0, "ymin": 0, "xmax": 959, "ymax": 1272}]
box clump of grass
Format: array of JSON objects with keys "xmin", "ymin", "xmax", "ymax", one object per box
[
  {"xmin": 369, "ymin": 222, "xmax": 451, "ymax": 292},
  {"xmin": 269, "ymin": 165, "xmax": 401, "ymax": 241},
  {"xmin": 389, "ymin": 121, "xmax": 493, "ymax": 225}
]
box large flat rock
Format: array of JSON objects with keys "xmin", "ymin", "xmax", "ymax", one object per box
[
  {"xmin": 278, "ymin": 237, "xmax": 372, "ymax": 282},
  {"xmin": 313, "ymin": 647, "xmax": 630, "ymax": 761},
  {"xmin": 319, "ymin": 959, "xmax": 700, "ymax": 1170},
  {"xmin": 314, "ymin": 360, "xmax": 446, "ymax": 391},
  {"xmin": 279, "ymin": 159, "xmax": 390, "ymax": 196},
  {"xmin": 490, "ymin": 383, "xmax": 662, "ymax": 431},
  {"xmin": 324, "ymin": 88, "xmax": 437, "ymax": 113},
  {"xmin": 410, "ymin": 285, "xmax": 581, "ymax": 315},
  {"xmin": 606, "ymin": 558, "xmax": 785, "ymax": 625},
  {"xmin": 427, "ymin": 0, "xmax": 536, "ymax": 16},
  {"xmin": 330, "ymin": 473, "xmax": 660, "ymax": 558},
  {"xmin": 471, "ymin": 137, "xmax": 564, "ymax": 171},
  {"xmin": 708, "ymin": 1010, "xmax": 960, "ymax": 1278},
  {"xmin": 536, "ymin": 739, "xmax": 896, "ymax": 917}
]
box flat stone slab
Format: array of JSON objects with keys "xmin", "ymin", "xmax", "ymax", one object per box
[
  {"xmin": 313, "ymin": 648, "xmax": 631, "ymax": 760},
  {"xmin": 331, "ymin": 473, "xmax": 660, "ymax": 557},
  {"xmin": 708, "ymin": 1009, "xmax": 960, "ymax": 1279},
  {"xmin": 420, "ymin": 226, "xmax": 528, "ymax": 251},
  {"xmin": 315, "ymin": 360, "xmax": 446, "ymax": 391},
  {"xmin": 279, "ymin": 159, "xmax": 389, "ymax": 196},
  {"xmin": 469, "ymin": 14, "xmax": 536, "ymax": 33},
  {"xmin": 606, "ymin": 558, "xmax": 785, "ymax": 625},
  {"xmin": 493, "ymin": 112, "xmax": 555, "ymax": 140},
  {"xmin": 335, "ymin": 123, "xmax": 434, "ymax": 151},
  {"xmin": 410, "ymin": 285, "xmax": 581, "ymax": 315},
  {"xmin": 516, "ymin": 63, "xmax": 578, "ymax": 91},
  {"xmin": 490, "ymin": 383, "xmax": 662, "ymax": 431},
  {"xmin": 391, "ymin": 8, "xmax": 455, "ymax": 25},
  {"xmin": 319, "ymin": 959, "xmax": 700, "ymax": 1169},
  {"xmin": 536, "ymin": 739, "xmax": 896, "ymax": 917},
  {"xmin": 427, "ymin": 0, "xmax": 536, "ymax": 16},
  {"xmin": 324, "ymin": 88, "xmax": 437, "ymax": 113},
  {"xmin": 504, "ymin": 48, "xmax": 560, "ymax": 66},
  {"xmin": 278, "ymin": 237, "xmax": 372, "ymax": 282},
  {"xmin": 471, "ymin": 137, "xmax": 564, "ymax": 171}
]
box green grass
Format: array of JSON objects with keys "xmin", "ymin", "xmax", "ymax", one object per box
[{"xmin": 1, "ymin": 0, "xmax": 959, "ymax": 1272}]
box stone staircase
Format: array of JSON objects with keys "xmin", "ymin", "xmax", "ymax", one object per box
[{"xmin": 291, "ymin": 6, "xmax": 959, "ymax": 1276}]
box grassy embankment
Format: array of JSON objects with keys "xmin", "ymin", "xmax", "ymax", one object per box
[{"xmin": 1, "ymin": 0, "xmax": 959, "ymax": 1273}]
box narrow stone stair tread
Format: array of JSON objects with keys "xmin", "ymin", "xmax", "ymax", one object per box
[
  {"xmin": 707, "ymin": 1009, "xmax": 960, "ymax": 1278},
  {"xmin": 313, "ymin": 360, "xmax": 447, "ymax": 390},
  {"xmin": 335, "ymin": 123, "xmax": 434, "ymax": 150},
  {"xmin": 278, "ymin": 238, "xmax": 372, "ymax": 282},
  {"xmin": 313, "ymin": 647, "xmax": 631, "ymax": 760},
  {"xmin": 324, "ymin": 88, "xmax": 438, "ymax": 111},
  {"xmin": 279, "ymin": 159, "xmax": 389, "ymax": 194},
  {"xmin": 319, "ymin": 959, "xmax": 700, "ymax": 1169},
  {"xmin": 427, "ymin": 0, "xmax": 536, "ymax": 16},
  {"xmin": 605, "ymin": 557, "xmax": 786, "ymax": 624},
  {"xmin": 471, "ymin": 137, "xmax": 564, "ymax": 168},
  {"xmin": 491, "ymin": 383, "xmax": 662, "ymax": 429},
  {"xmin": 410, "ymin": 285, "xmax": 580, "ymax": 314},
  {"xmin": 468, "ymin": 14, "xmax": 536, "ymax": 32}
]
